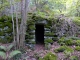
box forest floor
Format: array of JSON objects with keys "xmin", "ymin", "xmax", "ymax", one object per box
[
  {"xmin": 0, "ymin": 42, "xmax": 80, "ymax": 60},
  {"xmin": 26, "ymin": 42, "xmax": 80, "ymax": 60}
]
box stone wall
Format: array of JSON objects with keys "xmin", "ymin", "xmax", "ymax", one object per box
[
  {"xmin": 0, "ymin": 16, "xmax": 13, "ymax": 43},
  {"xmin": 25, "ymin": 13, "xmax": 54, "ymax": 44},
  {"xmin": 25, "ymin": 13, "xmax": 79, "ymax": 44}
]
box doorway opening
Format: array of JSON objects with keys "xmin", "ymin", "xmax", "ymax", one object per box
[{"xmin": 35, "ymin": 24, "xmax": 44, "ymax": 44}]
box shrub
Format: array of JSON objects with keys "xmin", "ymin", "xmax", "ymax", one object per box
[
  {"xmin": 75, "ymin": 46, "xmax": 80, "ymax": 51},
  {"xmin": 58, "ymin": 37, "xmax": 65, "ymax": 42},
  {"xmin": 54, "ymin": 46, "xmax": 73, "ymax": 53},
  {"xmin": 64, "ymin": 50, "xmax": 71, "ymax": 58},
  {"xmin": 39, "ymin": 57, "xmax": 43, "ymax": 60},
  {"xmin": 64, "ymin": 39, "xmax": 73, "ymax": 46},
  {"xmin": 54, "ymin": 46, "xmax": 66, "ymax": 53},
  {"xmin": 74, "ymin": 40, "xmax": 80, "ymax": 46},
  {"xmin": 58, "ymin": 37, "xmax": 65, "ymax": 44},
  {"xmin": 58, "ymin": 37, "xmax": 74, "ymax": 46},
  {"xmin": 65, "ymin": 47, "xmax": 74, "ymax": 53},
  {"xmin": 70, "ymin": 56, "xmax": 78, "ymax": 60},
  {"xmin": 43, "ymin": 52, "xmax": 57, "ymax": 60}
]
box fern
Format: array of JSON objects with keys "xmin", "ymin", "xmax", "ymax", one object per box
[
  {"xmin": 0, "ymin": 46, "xmax": 6, "ymax": 51},
  {"xmin": 9, "ymin": 50, "xmax": 21, "ymax": 59},
  {"xmin": 0, "ymin": 45, "xmax": 21, "ymax": 60},
  {"xmin": 0, "ymin": 51, "xmax": 6, "ymax": 59},
  {"xmin": 7, "ymin": 44, "xmax": 14, "ymax": 51}
]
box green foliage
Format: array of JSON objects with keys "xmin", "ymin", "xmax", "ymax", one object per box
[
  {"xmin": 9, "ymin": 50, "xmax": 21, "ymax": 59},
  {"xmin": 28, "ymin": 25, "xmax": 35, "ymax": 30},
  {"xmin": 43, "ymin": 52, "xmax": 57, "ymax": 60},
  {"xmin": 44, "ymin": 32, "xmax": 53, "ymax": 36},
  {"xmin": 26, "ymin": 35, "xmax": 34, "ymax": 39},
  {"xmin": 39, "ymin": 57, "xmax": 43, "ymax": 60},
  {"xmin": 0, "ymin": 0, "xmax": 10, "ymax": 12},
  {"xmin": 45, "ymin": 25, "xmax": 51, "ymax": 28},
  {"xmin": 64, "ymin": 39, "xmax": 73, "ymax": 46},
  {"xmin": 64, "ymin": 47, "xmax": 74, "ymax": 53},
  {"xmin": 7, "ymin": 44, "xmax": 14, "ymax": 51},
  {"xmin": 58, "ymin": 37, "xmax": 65, "ymax": 43},
  {"xmin": 0, "ymin": 45, "xmax": 21, "ymax": 60},
  {"xmin": 54, "ymin": 46, "xmax": 73, "ymax": 53},
  {"xmin": 58, "ymin": 37, "xmax": 65, "ymax": 45},
  {"xmin": 69, "ymin": 37, "xmax": 80, "ymax": 40},
  {"xmin": 44, "ymin": 38, "xmax": 53, "ymax": 50},
  {"xmin": 27, "ymin": 20, "xmax": 34, "ymax": 25},
  {"xmin": 73, "ymin": 17, "xmax": 80, "ymax": 26},
  {"xmin": 0, "ymin": 51, "xmax": 6, "ymax": 59},
  {"xmin": 0, "ymin": 44, "xmax": 14, "ymax": 52},
  {"xmin": 0, "ymin": 46, "xmax": 6, "ymax": 52},
  {"xmin": 74, "ymin": 40, "xmax": 80, "ymax": 46},
  {"xmin": 44, "ymin": 39, "xmax": 53, "ymax": 44},
  {"xmin": 54, "ymin": 46, "xmax": 66, "ymax": 53},
  {"xmin": 64, "ymin": 50, "xmax": 71, "ymax": 58},
  {"xmin": 58, "ymin": 37, "xmax": 73, "ymax": 46},
  {"xmin": 70, "ymin": 56, "xmax": 78, "ymax": 60},
  {"xmin": 0, "ymin": 16, "xmax": 13, "ymax": 43},
  {"xmin": 75, "ymin": 46, "xmax": 80, "ymax": 51}
]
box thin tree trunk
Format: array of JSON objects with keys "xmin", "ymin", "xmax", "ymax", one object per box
[
  {"xmin": 10, "ymin": 0, "xmax": 16, "ymax": 44},
  {"xmin": 15, "ymin": 3, "xmax": 19, "ymax": 49},
  {"xmin": 13, "ymin": 0, "xmax": 20, "ymax": 49}
]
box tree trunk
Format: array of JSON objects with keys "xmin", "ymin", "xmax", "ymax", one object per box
[
  {"xmin": 16, "ymin": 5, "xmax": 19, "ymax": 49},
  {"xmin": 19, "ymin": 0, "xmax": 29, "ymax": 48},
  {"xmin": 10, "ymin": 0, "xmax": 16, "ymax": 44}
]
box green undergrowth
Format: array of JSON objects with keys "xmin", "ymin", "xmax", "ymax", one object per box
[
  {"xmin": 39, "ymin": 52, "xmax": 57, "ymax": 60},
  {"xmin": 58, "ymin": 37, "xmax": 80, "ymax": 46},
  {"xmin": 75, "ymin": 46, "xmax": 80, "ymax": 51},
  {"xmin": 54, "ymin": 46, "xmax": 74, "ymax": 53}
]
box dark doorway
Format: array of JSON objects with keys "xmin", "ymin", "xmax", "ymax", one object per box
[{"xmin": 35, "ymin": 24, "xmax": 44, "ymax": 44}]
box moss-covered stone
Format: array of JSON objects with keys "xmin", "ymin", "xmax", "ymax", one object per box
[
  {"xmin": 0, "ymin": 16, "xmax": 13, "ymax": 43},
  {"xmin": 26, "ymin": 13, "xmax": 54, "ymax": 43}
]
